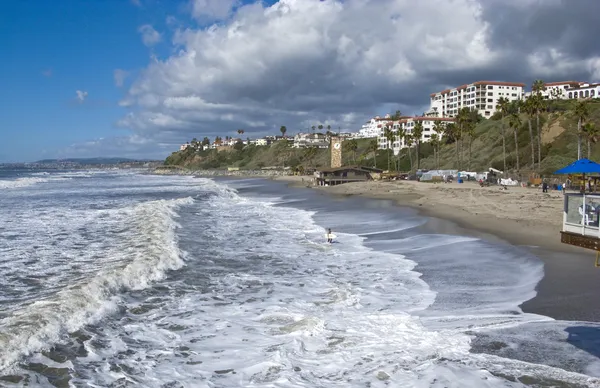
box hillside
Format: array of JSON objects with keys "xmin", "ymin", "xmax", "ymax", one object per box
[{"xmin": 165, "ymin": 99, "xmax": 600, "ymax": 176}]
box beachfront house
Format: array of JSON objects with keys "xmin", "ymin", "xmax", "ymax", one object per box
[{"xmin": 314, "ymin": 166, "xmax": 383, "ymax": 186}]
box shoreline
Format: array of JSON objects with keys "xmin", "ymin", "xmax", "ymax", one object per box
[{"xmin": 270, "ymin": 176, "xmax": 600, "ymax": 322}]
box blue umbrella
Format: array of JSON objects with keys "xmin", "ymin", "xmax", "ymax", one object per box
[{"xmin": 554, "ymin": 158, "xmax": 600, "ymax": 175}]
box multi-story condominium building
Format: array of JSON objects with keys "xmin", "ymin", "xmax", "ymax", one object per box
[
  {"xmin": 428, "ymin": 81, "xmax": 526, "ymax": 118},
  {"xmin": 377, "ymin": 116, "xmax": 455, "ymax": 153},
  {"xmin": 524, "ymin": 81, "xmax": 599, "ymax": 100},
  {"xmin": 358, "ymin": 115, "xmax": 396, "ymax": 138}
]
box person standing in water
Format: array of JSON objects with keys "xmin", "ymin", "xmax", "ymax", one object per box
[{"xmin": 327, "ymin": 228, "xmax": 333, "ymax": 243}]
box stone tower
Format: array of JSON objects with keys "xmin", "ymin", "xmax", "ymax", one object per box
[{"xmin": 330, "ymin": 136, "xmax": 342, "ymax": 168}]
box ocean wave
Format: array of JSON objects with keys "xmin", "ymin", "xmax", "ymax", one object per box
[
  {"xmin": 0, "ymin": 177, "xmax": 50, "ymax": 189},
  {"xmin": 0, "ymin": 196, "xmax": 193, "ymax": 371}
]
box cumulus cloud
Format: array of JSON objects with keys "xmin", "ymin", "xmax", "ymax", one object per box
[
  {"xmin": 75, "ymin": 90, "xmax": 88, "ymax": 103},
  {"xmin": 138, "ymin": 24, "xmax": 161, "ymax": 47},
  {"xmin": 107, "ymin": 0, "xmax": 600, "ymax": 158},
  {"xmin": 114, "ymin": 69, "xmax": 129, "ymax": 87},
  {"xmin": 191, "ymin": 0, "xmax": 239, "ymax": 21}
]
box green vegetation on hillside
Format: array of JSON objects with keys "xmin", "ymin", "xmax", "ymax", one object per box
[{"xmin": 166, "ymin": 96, "xmax": 600, "ymax": 176}]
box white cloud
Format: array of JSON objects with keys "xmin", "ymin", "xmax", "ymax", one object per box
[
  {"xmin": 103, "ymin": 0, "xmax": 600, "ymax": 159},
  {"xmin": 75, "ymin": 90, "xmax": 88, "ymax": 103},
  {"xmin": 131, "ymin": 0, "xmax": 142, "ymax": 7},
  {"xmin": 191, "ymin": 0, "xmax": 239, "ymax": 21},
  {"xmin": 113, "ymin": 69, "xmax": 129, "ymax": 87},
  {"xmin": 138, "ymin": 24, "xmax": 161, "ymax": 47}
]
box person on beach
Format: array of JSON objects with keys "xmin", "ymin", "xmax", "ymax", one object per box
[{"xmin": 327, "ymin": 228, "xmax": 333, "ymax": 243}]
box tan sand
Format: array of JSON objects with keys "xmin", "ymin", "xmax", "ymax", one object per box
[{"xmin": 273, "ymin": 176, "xmax": 565, "ymax": 249}]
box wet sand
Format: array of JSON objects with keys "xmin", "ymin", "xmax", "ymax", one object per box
[{"xmin": 273, "ymin": 176, "xmax": 600, "ymax": 322}]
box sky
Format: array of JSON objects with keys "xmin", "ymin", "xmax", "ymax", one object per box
[{"xmin": 1, "ymin": 0, "xmax": 600, "ymax": 162}]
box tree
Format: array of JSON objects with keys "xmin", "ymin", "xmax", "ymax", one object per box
[
  {"xmin": 384, "ymin": 125, "xmax": 395, "ymax": 170},
  {"xmin": 395, "ymin": 127, "xmax": 405, "ymax": 171},
  {"xmin": 573, "ymin": 100, "xmax": 590, "ymax": 160},
  {"xmin": 530, "ymin": 81, "xmax": 546, "ymax": 170},
  {"xmin": 327, "ymin": 125, "xmax": 331, "ymax": 133},
  {"xmin": 444, "ymin": 122, "xmax": 460, "ymax": 169},
  {"xmin": 311, "ymin": 125, "xmax": 316, "ymax": 133},
  {"xmin": 584, "ymin": 122, "xmax": 599, "ymax": 158},
  {"xmin": 318, "ymin": 124, "xmax": 324, "ymax": 132},
  {"xmin": 390, "ymin": 110, "xmax": 402, "ymax": 120},
  {"xmin": 456, "ymin": 108, "xmax": 472, "ymax": 169},
  {"xmin": 237, "ymin": 129, "xmax": 245, "ymax": 136},
  {"xmin": 432, "ymin": 121, "xmax": 446, "ymax": 170},
  {"xmin": 280, "ymin": 126, "xmax": 287, "ymax": 137},
  {"xmin": 509, "ymin": 113, "xmax": 522, "ymax": 172},
  {"xmin": 497, "ymin": 97, "xmax": 510, "ymax": 175},
  {"xmin": 413, "ymin": 120, "xmax": 424, "ymax": 170},
  {"xmin": 523, "ymin": 98, "xmax": 536, "ymax": 169},
  {"xmin": 430, "ymin": 133, "xmax": 439, "ymax": 170},
  {"xmin": 368, "ymin": 139, "xmax": 378, "ymax": 168},
  {"xmin": 347, "ymin": 139, "xmax": 358, "ymax": 164},
  {"xmin": 403, "ymin": 133, "xmax": 414, "ymax": 171}
]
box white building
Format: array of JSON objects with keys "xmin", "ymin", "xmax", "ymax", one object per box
[
  {"xmin": 377, "ymin": 117, "xmax": 455, "ymax": 153},
  {"xmin": 523, "ymin": 81, "xmax": 600, "ymax": 100},
  {"xmin": 358, "ymin": 115, "xmax": 394, "ymax": 139},
  {"xmin": 179, "ymin": 143, "xmax": 190, "ymax": 151},
  {"xmin": 428, "ymin": 81, "xmax": 526, "ymax": 118},
  {"xmin": 292, "ymin": 132, "xmax": 329, "ymax": 148}
]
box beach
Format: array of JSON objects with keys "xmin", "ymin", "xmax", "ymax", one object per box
[{"xmin": 273, "ymin": 175, "xmax": 600, "ymax": 322}]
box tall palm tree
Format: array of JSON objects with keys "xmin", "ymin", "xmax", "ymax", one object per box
[
  {"xmin": 432, "ymin": 121, "xmax": 446, "ymax": 170},
  {"xmin": 523, "ymin": 98, "xmax": 536, "ymax": 169},
  {"xmin": 573, "ymin": 100, "xmax": 590, "ymax": 159},
  {"xmin": 347, "ymin": 139, "xmax": 358, "ymax": 164},
  {"xmin": 456, "ymin": 108, "xmax": 472, "ymax": 169},
  {"xmin": 327, "ymin": 125, "xmax": 331, "ymax": 133},
  {"xmin": 584, "ymin": 122, "xmax": 599, "ymax": 158},
  {"xmin": 530, "ymin": 93, "xmax": 546, "ymax": 170},
  {"xmin": 311, "ymin": 125, "xmax": 316, "ymax": 134},
  {"xmin": 318, "ymin": 124, "xmax": 324, "ymax": 132},
  {"xmin": 384, "ymin": 126, "xmax": 395, "ymax": 170},
  {"xmin": 497, "ymin": 97, "xmax": 510, "ymax": 175},
  {"xmin": 368, "ymin": 139, "xmax": 378, "ymax": 168},
  {"xmin": 509, "ymin": 113, "xmax": 522, "ymax": 172},
  {"xmin": 403, "ymin": 133, "xmax": 413, "ymax": 171},
  {"xmin": 430, "ymin": 133, "xmax": 440, "ymax": 170},
  {"xmin": 280, "ymin": 126, "xmax": 287, "ymax": 137},
  {"xmin": 413, "ymin": 121, "xmax": 424, "ymax": 170},
  {"xmin": 444, "ymin": 122, "xmax": 460, "ymax": 169},
  {"xmin": 396, "ymin": 127, "xmax": 405, "ymax": 171}
]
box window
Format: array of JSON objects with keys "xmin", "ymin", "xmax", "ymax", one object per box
[
  {"xmin": 485, "ymin": 111, "xmax": 490, "ymax": 116},
  {"xmin": 487, "ymin": 85, "xmax": 493, "ymax": 89},
  {"xmin": 487, "ymin": 99, "xmax": 493, "ymax": 102},
  {"xmin": 487, "ymin": 105, "xmax": 493, "ymax": 109},
  {"xmin": 569, "ymin": 92, "xmax": 573, "ymax": 99},
  {"xmin": 592, "ymin": 90, "xmax": 596, "ymax": 97},
  {"xmin": 512, "ymin": 93, "xmax": 517, "ymax": 97},
  {"xmin": 488, "ymin": 92, "xmax": 493, "ymax": 96}
]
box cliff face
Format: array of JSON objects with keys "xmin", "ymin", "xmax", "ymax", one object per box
[{"xmin": 166, "ymin": 100, "xmax": 600, "ymax": 174}]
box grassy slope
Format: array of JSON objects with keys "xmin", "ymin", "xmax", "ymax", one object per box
[{"xmin": 165, "ymin": 100, "xmax": 600, "ymax": 175}]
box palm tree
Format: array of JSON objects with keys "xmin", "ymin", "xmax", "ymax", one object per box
[
  {"xmin": 318, "ymin": 124, "xmax": 324, "ymax": 132},
  {"xmin": 391, "ymin": 110, "xmax": 402, "ymax": 120},
  {"xmin": 584, "ymin": 122, "xmax": 599, "ymax": 158},
  {"xmin": 368, "ymin": 139, "xmax": 378, "ymax": 168},
  {"xmin": 497, "ymin": 97, "xmax": 510, "ymax": 175},
  {"xmin": 280, "ymin": 126, "xmax": 287, "ymax": 137},
  {"xmin": 311, "ymin": 125, "xmax": 316, "ymax": 134},
  {"xmin": 384, "ymin": 125, "xmax": 395, "ymax": 170},
  {"xmin": 509, "ymin": 113, "xmax": 522, "ymax": 172},
  {"xmin": 432, "ymin": 121, "xmax": 446, "ymax": 169},
  {"xmin": 395, "ymin": 127, "xmax": 405, "ymax": 171},
  {"xmin": 327, "ymin": 125, "xmax": 331, "ymax": 133},
  {"xmin": 403, "ymin": 133, "xmax": 413, "ymax": 171},
  {"xmin": 347, "ymin": 139, "xmax": 358, "ymax": 164},
  {"xmin": 573, "ymin": 100, "xmax": 590, "ymax": 159},
  {"xmin": 529, "ymin": 84, "xmax": 546, "ymax": 170},
  {"xmin": 413, "ymin": 121, "xmax": 424, "ymax": 170},
  {"xmin": 456, "ymin": 108, "xmax": 472, "ymax": 169},
  {"xmin": 444, "ymin": 122, "xmax": 459, "ymax": 169},
  {"xmin": 523, "ymin": 98, "xmax": 536, "ymax": 169},
  {"xmin": 430, "ymin": 133, "xmax": 440, "ymax": 170}
]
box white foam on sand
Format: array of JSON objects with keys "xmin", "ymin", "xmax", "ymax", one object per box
[{"xmin": 61, "ymin": 178, "xmax": 599, "ymax": 387}]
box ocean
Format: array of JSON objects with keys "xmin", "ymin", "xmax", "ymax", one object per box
[{"xmin": 0, "ymin": 169, "xmax": 599, "ymax": 387}]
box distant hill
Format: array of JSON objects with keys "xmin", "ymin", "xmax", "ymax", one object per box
[{"xmin": 33, "ymin": 157, "xmax": 156, "ymax": 165}]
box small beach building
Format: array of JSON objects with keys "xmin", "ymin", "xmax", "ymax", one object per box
[{"xmin": 314, "ymin": 166, "xmax": 383, "ymax": 186}]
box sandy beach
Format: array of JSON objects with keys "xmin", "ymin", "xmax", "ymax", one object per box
[{"xmin": 273, "ymin": 175, "xmax": 600, "ymax": 321}]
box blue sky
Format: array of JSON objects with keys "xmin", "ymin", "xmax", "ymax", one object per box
[
  {"xmin": 1, "ymin": 0, "xmax": 598, "ymax": 163},
  {"xmin": 0, "ymin": 0, "xmax": 276, "ymax": 162}
]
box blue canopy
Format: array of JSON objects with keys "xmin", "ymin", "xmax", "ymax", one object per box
[{"xmin": 554, "ymin": 158, "xmax": 600, "ymax": 174}]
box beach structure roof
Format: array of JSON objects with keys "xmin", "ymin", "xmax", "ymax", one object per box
[
  {"xmin": 554, "ymin": 158, "xmax": 600, "ymax": 175},
  {"xmin": 317, "ymin": 165, "xmax": 383, "ymax": 174}
]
